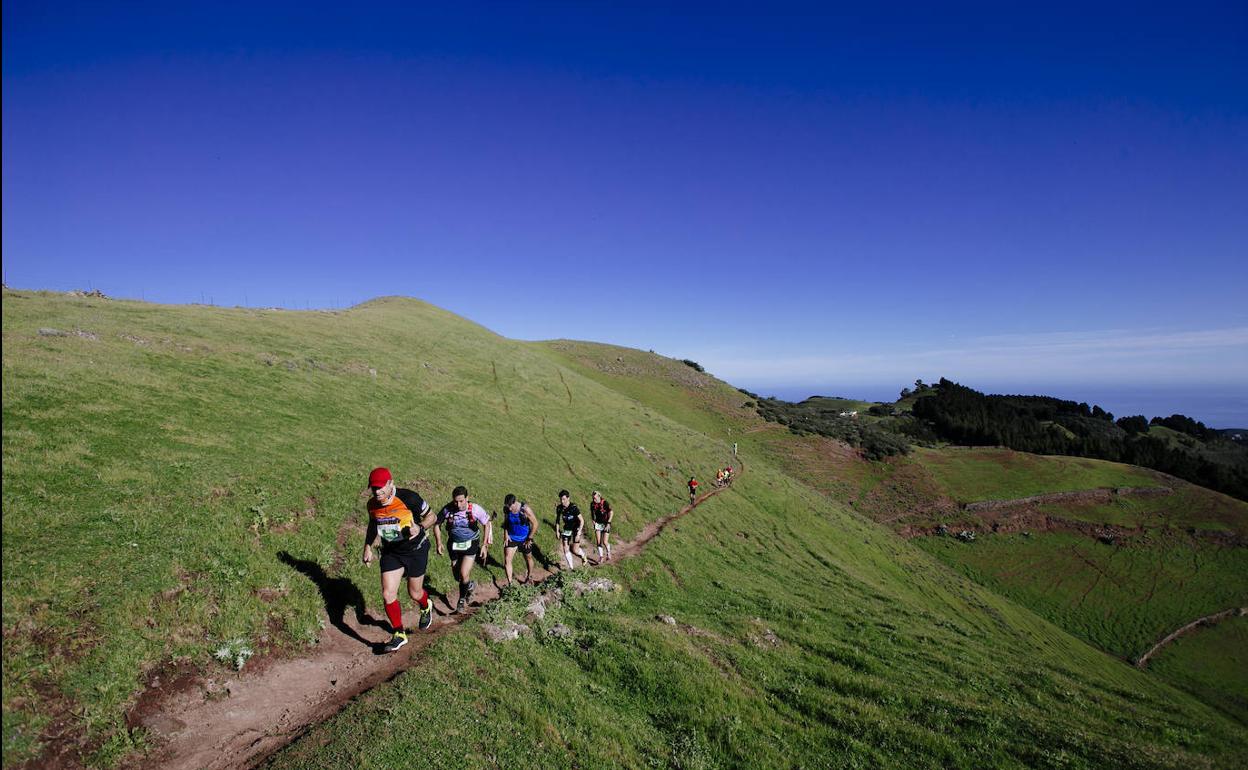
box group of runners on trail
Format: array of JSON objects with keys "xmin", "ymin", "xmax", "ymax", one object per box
[
  {"xmin": 687, "ymin": 466, "xmax": 734, "ymax": 504},
  {"xmin": 362, "ymin": 467, "xmax": 615, "ymax": 653}
]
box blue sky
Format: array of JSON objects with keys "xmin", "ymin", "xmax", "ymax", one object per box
[{"xmin": 4, "ymin": 2, "xmax": 1247, "ymax": 423}]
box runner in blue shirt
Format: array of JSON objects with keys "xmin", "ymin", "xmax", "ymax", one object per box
[{"xmin": 500, "ymin": 493, "xmax": 539, "ymax": 586}]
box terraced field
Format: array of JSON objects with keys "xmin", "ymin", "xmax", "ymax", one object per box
[
  {"xmin": 914, "ymin": 531, "xmax": 1248, "ymax": 661},
  {"xmin": 912, "ymin": 447, "xmax": 1163, "ymax": 503},
  {"xmin": 1148, "ymin": 615, "xmax": 1248, "ymax": 724}
]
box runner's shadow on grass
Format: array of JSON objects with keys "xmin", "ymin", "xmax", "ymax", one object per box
[
  {"xmin": 423, "ymin": 578, "xmax": 451, "ymax": 614},
  {"xmin": 531, "ymin": 543, "xmax": 556, "ymax": 572},
  {"xmin": 276, "ymin": 551, "xmax": 390, "ymax": 651}
]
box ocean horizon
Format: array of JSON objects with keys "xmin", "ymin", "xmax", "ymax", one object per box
[{"xmin": 743, "ymin": 383, "xmax": 1248, "ymax": 430}]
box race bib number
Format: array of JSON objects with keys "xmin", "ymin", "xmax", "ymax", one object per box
[
  {"xmin": 561, "ymin": 529, "xmax": 573, "ymax": 538},
  {"xmin": 378, "ymin": 523, "xmax": 402, "ymax": 542},
  {"xmin": 451, "ymin": 539, "xmax": 474, "ymax": 551},
  {"xmin": 594, "ymin": 523, "xmax": 608, "ymax": 532}
]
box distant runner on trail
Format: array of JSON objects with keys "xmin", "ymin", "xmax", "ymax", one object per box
[
  {"xmin": 500, "ymin": 493, "xmax": 539, "ymax": 586},
  {"xmin": 688, "ymin": 476, "xmax": 699, "ymax": 505},
  {"xmin": 555, "ymin": 490, "xmax": 589, "ymax": 570},
  {"xmin": 723, "ymin": 466, "xmax": 733, "ymax": 485},
  {"xmin": 361, "ymin": 467, "xmax": 436, "ymax": 653},
  {"xmin": 715, "ymin": 468, "xmax": 725, "ymax": 486},
  {"xmin": 590, "ymin": 490, "xmax": 614, "ymax": 562},
  {"xmin": 434, "ymin": 486, "xmax": 493, "ymax": 613}
]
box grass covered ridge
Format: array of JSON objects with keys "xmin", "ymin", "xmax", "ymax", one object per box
[{"xmin": 3, "ymin": 292, "xmax": 1247, "ymax": 767}]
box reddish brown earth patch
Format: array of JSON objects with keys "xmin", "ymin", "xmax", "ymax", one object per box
[{"xmin": 13, "ymin": 679, "xmax": 101, "ymax": 770}]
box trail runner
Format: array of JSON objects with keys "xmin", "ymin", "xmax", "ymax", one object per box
[
  {"xmin": 590, "ymin": 490, "xmax": 614, "ymax": 562},
  {"xmin": 556, "ymin": 489, "xmax": 590, "ymax": 570},
  {"xmin": 361, "ymin": 467, "xmax": 436, "ymax": 653},
  {"xmin": 688, "ymin": 476, "xmax": 699, "ymax": 505},
  {"xmin": 434, "ymin": 485, "xmax": 493, "ymax": 613},
  {"xmin": 501, "ymin": 493, "xmax": 539, "ymax": 586}
]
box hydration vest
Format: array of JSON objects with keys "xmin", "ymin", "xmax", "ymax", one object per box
[{"xmin": 504, "ymin": 504, "xmax": 531, "ymax": 540}]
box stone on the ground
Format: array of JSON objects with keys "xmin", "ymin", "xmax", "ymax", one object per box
[
  {"xmin": 482, "ymin": 620, "xmax": 531, "ymax": 643},
  {"xmin": 657, "ymin": 614, "xmax": 677, "ymax": 625},
  {"xmin": 526, "ymin": 589, "xmax": 564, "ymax": 621},
  {"xmin": 526, "ymin": 596, "xmax": 547, "ymax": 620},
  {"xmin": 547, "ymin": 624, "xmax": 573, "ymax": 638},
  {"xmin": 570, "ymin": 577, "xmax": 617, "ymax": 597}
]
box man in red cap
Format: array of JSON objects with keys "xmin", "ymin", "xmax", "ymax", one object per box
[{"xmin": 362, "ymin": 467, "xmax": 437, "ymax": 652}]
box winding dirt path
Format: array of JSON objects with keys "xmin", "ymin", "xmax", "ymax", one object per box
[
  {"xmin": 1134, "ymin": 606, "xmax": 1247, "ymax": 668},
  {"xmin": 132, "ymin": 470, "xmax": 740, "ymax": 770}
]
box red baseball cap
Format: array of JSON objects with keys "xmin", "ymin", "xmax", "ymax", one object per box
[{"xmin": 367, "ymin": 467, "xmax": 392, "ymax": 488}]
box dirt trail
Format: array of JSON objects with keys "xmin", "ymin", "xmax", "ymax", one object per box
[
  {"xmin": 132, "ymin": 471, "xmax": 739, "ymax": 770},
  {"xmin": 1134, "ymin": 606, "xmax": 1247, "ymax": 668}
]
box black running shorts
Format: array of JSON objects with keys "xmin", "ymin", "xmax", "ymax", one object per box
[
  {"xmin": 379, "ymin": 538, "xmax": 430, "ymax": 578},
  {"xmin": 506, "ymin": 537, "xmax": 533, "ymax": 554},
  {"xmin": 447, "ymin": 537, "xmax": 481, "ymax": 561}
]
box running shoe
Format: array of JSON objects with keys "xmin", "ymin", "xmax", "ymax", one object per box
[
  {"xmin": 455, "ymin": 596, "xmax": 466, "ymax": 614},
  {"xmin": 382, "ymin": 631, "xmax": 408, "ymax": 653},
  {"xmin": 418, "ymin": 602, "xmax": 434, "ymax": 631}
]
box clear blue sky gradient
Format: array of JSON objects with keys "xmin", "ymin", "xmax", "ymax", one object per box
[{"xmin": 4, "ymin": 2, "xmax": 1247, "ymax": 423}]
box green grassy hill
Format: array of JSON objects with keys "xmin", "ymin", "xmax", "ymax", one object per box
[
  {"xmin": 4, "ymin": 292, "xmax": 1247, "ymax": 768},
  {"xmin": 543, "ymin": 341, "xmax": 1248, "ymax": 735}
]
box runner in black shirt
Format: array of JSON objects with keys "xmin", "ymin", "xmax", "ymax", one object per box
[{"xmin": 555, "ymin": 489, "xmax": 589, "ymax": 570}]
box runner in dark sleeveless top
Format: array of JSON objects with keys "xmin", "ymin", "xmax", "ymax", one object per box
[
  {"xmin": 500, "ymin": 493, "xmax": 539, "ymax": 586},
  {"xmin": 590, "ymin": 490, "xmax": 614, "ymax": 563},
  {"xmin": 362, "ymin": 467, "xmax": 437, "ymax": 652},
  {"xmin": 555, "ymin": 489, "xmax": 589, "ymax": 570}
]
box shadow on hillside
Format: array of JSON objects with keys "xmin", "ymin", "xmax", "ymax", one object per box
[{"xmin": 277, "ymin": 551, "xmax": 390, "ymax": 649}]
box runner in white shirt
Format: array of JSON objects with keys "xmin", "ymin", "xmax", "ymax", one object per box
[{"xmin": 434, "ymin": 485, "xmax": 493, "ymax": 613}]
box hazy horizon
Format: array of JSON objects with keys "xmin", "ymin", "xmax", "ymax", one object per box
[{"xmin": 742, "ymin": 382, "xmax": 1247, "ymax": 430}]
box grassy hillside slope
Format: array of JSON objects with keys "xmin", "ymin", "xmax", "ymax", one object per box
[
  {"xmin": 2, "ymin": 292, "xmax": 730, "ymax": 765},
  {"xmin": 543, "ymin": 340, "xmax": 1248, "ymax": 734},
  {"xmin": 3, "ymin": 294, "xmax": 1246, "ymax": 768}
]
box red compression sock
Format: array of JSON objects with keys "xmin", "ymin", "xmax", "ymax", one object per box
[
  {"xmin": 417, "ymin": 590, "xmax": 429, "ymax": 609},
  {"xmin": 385, "ymin": 601, "xmax": 403, "ymax": 632}
]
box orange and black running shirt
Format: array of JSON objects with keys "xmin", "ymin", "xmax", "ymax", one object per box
[{"xmin": 367, "ymin": 488, "xmax": 430, "ymax": 552}]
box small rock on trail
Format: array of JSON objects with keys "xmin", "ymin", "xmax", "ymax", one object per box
[{"xmin": 482, "ymin": 620, "xmax": 531, "ymax": 643}]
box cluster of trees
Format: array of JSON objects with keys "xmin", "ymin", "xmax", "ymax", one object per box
[
  {"xmin": 742, "ymin": 391, "xmax": 911, "ymax": 460},
  {"xmin": 910, "ymin": 379, "xmax": 1248, "ymax": 501}
]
